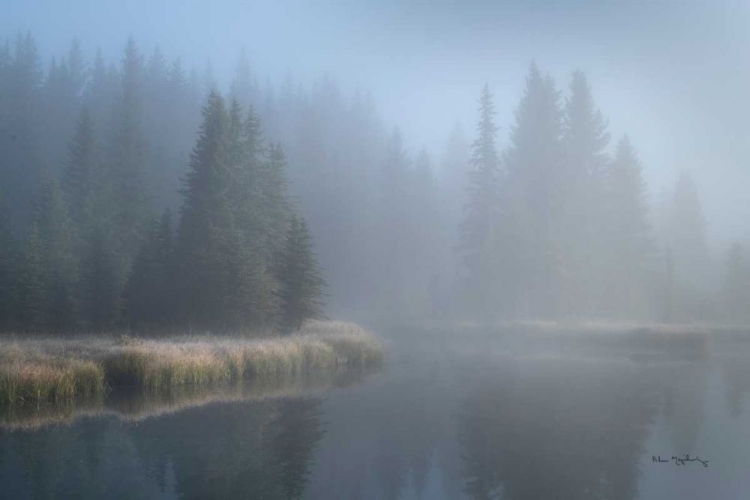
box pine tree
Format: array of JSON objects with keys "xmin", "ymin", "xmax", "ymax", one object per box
[
  {"xmin": 125, "ymin": 211, "xmax": 173, "ymax": 327},
  {"xmin": 63, "ymin": 108, "xmax": 99, "ymax": 225},
  {"xmin": 560, "ymin": 70, "xmax": 611, "ymax": 317},
  {"xmin": 111, "ymin": 37, "xmax": 149, "ymax": 257},
  {"xmin": 0, "ymin": 192, "xmax": 17, "ymax": 329},
  {"xmin": 666, "ymin": 171, "xmax": 710, "ymax": 290},
  {"xmin": 33, "ymin": 173, "xmax": 80, "ymax": 331},
  {"xmin": 505, "ymin": 62, "xmax": 564, "ymax": 317},
  {"xmin": 81, "ymin": 227, "xmax": 120, "ymax": 331},
  {"xmin": 378, "ymin": 128, "xmax": 411, "ymax": 314},
  {"xmin": 230, "ymin": 48, "xmax": 257, "ymax": 109},
  {"xmin": 278, "ymin": 215, "xmax": 326, "ymax": 331},
  {"xmin": 459, "ymin": 84, "xmax": 506, "ymax": 317},
  {"xmin": 15, "ymin": 224, "xmax": 45, "ymax": 331},
  {"xmin": 176, "ymin": 91, "xmax": 232, "ymax": 327},
  {"xmin": 259, "ymin": 143, "xmax": 292, "ymax": 262},
  {"xmin": 605, "ymin": 136, "xmax": 655, "ymax": 318},
  {"xmin": 722, "ymin": 243, "xmax": 750, "ymax": 323}
]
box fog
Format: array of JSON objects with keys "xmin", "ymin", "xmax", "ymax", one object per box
[{"xmin": 2, "ymin": 0, "xmax": 750, "ymax": 326}]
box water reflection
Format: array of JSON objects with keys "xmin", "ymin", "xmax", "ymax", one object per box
[
  {"xmin": 3, "ymin": 339, "xmax": 750, "ymax": 499},
  {"xmin": 457, "ymin": 357, "xmax": 659, "ymax": 500}
]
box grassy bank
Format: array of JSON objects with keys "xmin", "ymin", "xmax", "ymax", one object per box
[{"xmin": 0, "ymin": 320, "xmax": 383, "ymax": 405}]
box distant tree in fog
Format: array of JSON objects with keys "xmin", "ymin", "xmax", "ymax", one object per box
[
  {"xmin": 559, "ymin": 70, "xmax": 610, "ymax": 317},
  {"xmin": 504, "ymin": 62, "xmax": 564, "ymax": 318},
  {"xmin": 458, "ymin": 84, "xmax": 503, "ymax": 316},
  {"xmin": 603, "ymin": 136, "xmax": 655, "ymax": 318},
  {"xmin": 722, "ymin": 243, "xmax": 750, "ymax": 323},
  {"xmin": 665, "ymin": 171, "xmax": 711, "ymax": 290}
]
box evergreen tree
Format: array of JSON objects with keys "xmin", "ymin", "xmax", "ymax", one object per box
[
  {"xmin": 259, "ymin": 143, "xmax": 292, "ymax": 262},
  {"xmin": 15, "ymin": 224, "xmax": 45, "ymax": 331},
  {"xmin": 0, "ymin": 193, "xmax": 17, "ymax": 329},
  {"xmin": 33, "ymin": 173, "xmax": 80, "ymax": 331},
  {"xmin": 505, "ymin": 62, "xmax": 564, "ymax": 317},
  {"xmin": 459, "ymin": 84, "xmax": 506, "ymax": 317},
  {"xmin": 176, "ymin": 92, "xmax": 278, "ymax": 330},
  {"xmin": 111, "ymin": 37, "xmax": 149, "ymax": 257},
  {"xmin": 63, "ymin": 108, "xmax": 100, "ymax": 225},
  {"xmin": 722, "ymin": 243, "xmax": 750, "ymax": 323},
  {"xmin": 230, "ymin": 48, "xmax": 257, "ymax": 109},
  {"xmin": 604, "ymin": 136, "xmax": 655, "ymax": 318},
  {"xmin": 666, "ymin": 171, "xmax": 711, "ymax": 290},
  {"xmin": 278, "ymin": 215, "xmax": 326, "ymax": 331},
  {"xmin": 125, "ymin": 211, "xmax": 174, "ymax": 327},
  {"xmin": 81, "ymin": 227, "xmax": 120, "ymax": 331},
  {"xmin": 559, "ymin": 70, "xmax": 610, "ymax": 316},
  {"xmin": 378, "ymin": 128, "xmax": 411, "ymax": 315},
  {"xmin": 176, "ymin": 91, "xmax": 232, "ymax": 327}
]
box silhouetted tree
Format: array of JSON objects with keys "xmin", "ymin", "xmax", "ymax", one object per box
[
  {"xmin": 278, "ymin": 215, "xmax": 326, "ymax": 331},
  {"xmin": 604, "ymin": 136, "xmax": 655, "ymax": 318},
  {"xmin": 560, "ymin": 70, "xmax": 610, "ymax": 317},
  {"xmin": 505, "ymin": 62, "xmax": 564, "ymax": 318},
  {"xmin": 459, "ymin": 84, "xmax": 504, "ymax": 317}
]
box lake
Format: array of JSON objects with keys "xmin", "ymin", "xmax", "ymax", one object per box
[{"xmin": 2, "ymin": 328, "xmax": 750, "ymax": 499}]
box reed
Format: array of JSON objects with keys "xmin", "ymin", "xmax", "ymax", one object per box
[{"xmin": 0, "ymin": 320, "xmax": 383, "ymax": 405}]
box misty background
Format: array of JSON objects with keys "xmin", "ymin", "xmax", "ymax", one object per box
[{"xmin": 2, "ymin": 0, "xmax": 750, "ymax": 326}]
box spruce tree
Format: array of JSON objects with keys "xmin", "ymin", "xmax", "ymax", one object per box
[
  {"xmin": 81, "ymin": 227, "xmax": 120, "ymax": 331},
  {"xmin": 176, "ymin": 91, "xmax": 232, "ymax": 327},
  {"xmin": 33, "ymin": 174, "xmax": 80, "ymax": 331},
  {"xmin": 605, "ymin": 136, "xmax": 655, "ymax": 318},
  {"xmin": 125, "ymin": 211, "xmax": 173, "ymax": 327},
  {"xmin": 15, "ymin": 224, "xmax": 45, "ymax": 331},
  {"xmin": 666, "ymin": 171, "xmax": 710, "ymax": 290},
  {"xmin": 722, "ymin": 243, "xmax": 750, "ymax": 323},
  {"xmin": 0, "ymin": 192, "xmax": 17, "ymax": 330},
  {"xmin": 111, "ymin": 37, "xmax": 149, "ymax": 257},
  {"xmin": 459, "ymin": 84, "xmax": 506, "ymax": 317},
  {"xmin": 505, "ymin": 62, "xmax": 564, "ymax": 317},
  {"xmin": 260, "ymin": 143, "xmax": 292, "ymax": 262},
  {"xmin": 560, "ymin": 70, "xmax": 610, "ymax": 316},
  {"xmin": 63, "ymin": 108, "xmax": 99, "ymax": 225},
  {"xmin": 278, "ymin": 215, "xmax": 326, "ymax": 331}
]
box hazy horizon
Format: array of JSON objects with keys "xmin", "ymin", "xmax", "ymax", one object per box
[{"xmin": 4, "ymin": 0, "xmax": 750, "ymax": 248}]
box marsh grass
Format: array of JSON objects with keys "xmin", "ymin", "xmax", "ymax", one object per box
[{"xmin": 0, "ymin": 320, "xmax": 382, "ymax": 405}]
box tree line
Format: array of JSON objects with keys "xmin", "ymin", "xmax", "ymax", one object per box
[
  {"xmin": 0, "ymin": 35, "xmax": 324, "ymax": 333},
  {"xmin": 0, "ymin": 32, "xmax": 748, "ymax": 328},
  {"xmin": 457, "ymin": 63, "xmax": 748, "ymax": 322}
]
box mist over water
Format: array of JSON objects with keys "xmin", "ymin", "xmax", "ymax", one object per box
[{"xmin": 3, "ymin": 1, "xmax": 750, "ymax": 498}]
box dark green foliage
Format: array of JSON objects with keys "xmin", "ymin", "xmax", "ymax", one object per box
[
  {"xmin": 0, "ymin": 193, "xmax": 16, "ymax": 329},
  {"xmin": 125, "ymin": 211, "xmax": 174, "ymax": 327},
  {"xmin": 1, "ymin": 36, "xmax": 334, "ymax": 334},
  {"xmin": 175, "ymin": 93, "xmax": 291, "ymax": 331},
  {"xmin": 63, "ymin": 108, "xmax": 99, "ymax": 225},
  {"xmin": 110, "ymin": 37, "xmax": 150, "ymax": 257},
  {"xmin": 15, "ymin": 225, "xmax": 45, "ymax": 331},
  {"xmin": 33, "ymin": 174, "xmax": 80, "ymax": 331},
  {"xmin": 278, "ymin": 215, "xmax": 326, "ymax": 331},
  {"xmin": 81, "ymin": 228, "xmax": 121, "ymax": 331}
]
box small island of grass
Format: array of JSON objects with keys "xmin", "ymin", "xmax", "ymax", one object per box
[{"xmin": 0, "ymin": 320, "xmax": 383, "ymax": 405}]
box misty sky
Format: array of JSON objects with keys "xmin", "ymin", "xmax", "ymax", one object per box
[{"xmin": 4, "ymin": 0, "xmax": 750, "ymax": 246}]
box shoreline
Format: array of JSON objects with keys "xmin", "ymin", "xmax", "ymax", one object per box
[{"xmin": 0, "ymin": 320, "xmax": 384, "ymax": 406}]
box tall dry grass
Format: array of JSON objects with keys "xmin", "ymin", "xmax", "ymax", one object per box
[{"xmin": 0, "ymin": 320, "xmax": 382, "ymax": 405}]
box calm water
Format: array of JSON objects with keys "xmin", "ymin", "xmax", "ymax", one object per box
[{"xmin": 2, "ymin": 331, "xmax": 750, "ymax": 499}]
